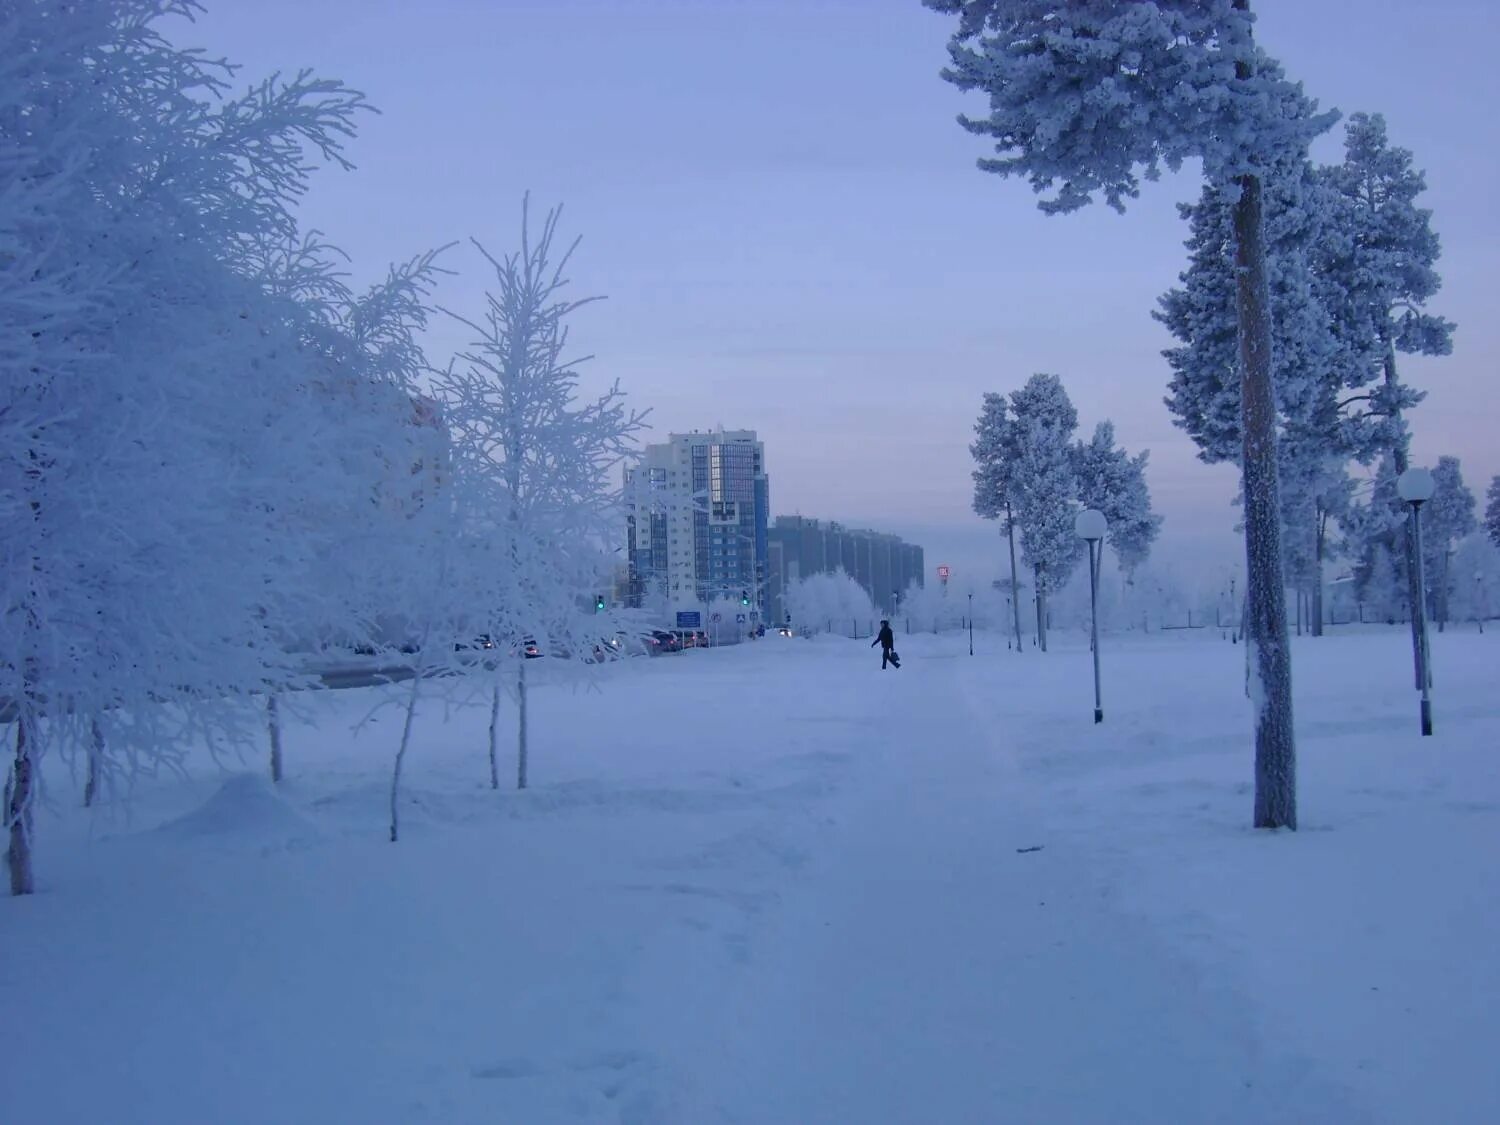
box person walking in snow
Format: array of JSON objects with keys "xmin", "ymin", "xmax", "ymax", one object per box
[{"xmin": 872, "ymin": 620, "xmax": 900, "ymax": 669}]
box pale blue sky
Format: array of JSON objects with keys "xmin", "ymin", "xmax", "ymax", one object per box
[{"xmin": 188, "ymin": 0, "xmax": 1499, "ymax": 588}]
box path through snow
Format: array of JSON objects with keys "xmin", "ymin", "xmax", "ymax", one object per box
[{"xmin": 706, "ymin": 650, "xmax": 1366, "ymax": 1122}]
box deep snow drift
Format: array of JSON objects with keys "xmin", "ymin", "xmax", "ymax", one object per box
[{"xmin": 4, "ymin": 625, "xmax": 1497, "ymax": 1123}]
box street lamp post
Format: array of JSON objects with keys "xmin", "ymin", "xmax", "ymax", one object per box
[
  {"xmin": 968, "ymin": 592, "xmax": 974, "ymax": 656},
  {"xmin": 1397, "ymin": 468, "xmax": 1436, "ymax": 736},
  {"xmin": 1075, "ymin": 509, "xmax": 1107, "ymax": 724},
  {"xmin": 1476, "ymin": 571, "xmax": 1486, "ymax": 635}
]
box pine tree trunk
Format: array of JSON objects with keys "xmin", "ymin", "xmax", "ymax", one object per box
[
  {"xmin": 516, "ymin": 660, "xmax": 529, "ymax": 791},
  {"xmin": 267, "ymin": 694, "xmax": 283, "ymax": 784},
  {"xmin": 7, "ymin": 713, "xmax": 36, "ymax": 895},
  {"xmin": 389, "ymin": 671, "xmax": 421, "ymax": 843},
  {"xmin": 1380, "ymin": 334, "xmax": 1424, "ymax": 686},
  {"xmin": 1312, "ymin": 518, "xmax": 1326, "ymax": 637},
  {"xmin": 84, "ymin": 717, "xmax": 104, "ymax": 808},
  {"xmin": 1438, "ymin": 549, "xmax": 1451, "ymax": 633},
  {"xmin": 1034, "ymin": 568, "xmax": 1048, "ymax": 653},
  {"xmin": 1006, "ymin": 511, "xmax": 1023, "ymax": 653},
  {"xmin": 488, "ymin": 681, "xmax": 501, "ymax": 790},
  {"xmin": 1233, "ymin": 168, "xmax": 1297, "ymax": 831}
]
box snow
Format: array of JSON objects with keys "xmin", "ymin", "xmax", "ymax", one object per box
[{"xmin": 7, "ymin": 625, "xmax": 1499, "ymax": 1123}]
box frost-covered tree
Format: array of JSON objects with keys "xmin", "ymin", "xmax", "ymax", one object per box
[
  {"xmin": 970, "ymin": 392, "xmax": 1024, "ymax": 651},
  {"xmin": 1343, "ymin": 457, "xmax": 1406, "ymax": 613},
  {"xmin": 432, "ymin": 197, "xmax": 646, "ymax": 792},
  {"xmin": 1158, "ymin": 161, "xmax": 1365, "ymax": 639},
  {"xmin": 1008, "ymin": 375, "xmax": 1079, "ymax": 652},
  {"xmin": 784, "ymin": 570, "xmax": 878, "ymax": 636},
  {"xmin": 1318, "ymin": 113, "xmax": 1454, "ymax": 461},
  {"xmin": 1319, "ymin": 112, "xmax": 1454, "ymax": 661},
  {"xmin": 924, "ymin": 0, "xmax": 1334, "ymax": 827},
  {"xmin": 1422, "ymin": 457, "xmax": 1476, "ymax": 631},
  {"xmin": 1487, "ymin": 476, "xmax": 1500, "ymax": 551},
  {"xmin": 1070, "ymin": 421, "xmax": 1162, "ymax": 579},
  {"xmin": 1448, "ymin": 533, "xmax": 1500, "ymax": 631},
  {"xmin": 0, "ymin": 0, "xmax": 401, "ymax": 892}
]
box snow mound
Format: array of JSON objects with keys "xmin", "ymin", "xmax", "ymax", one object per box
[{"xmin": 156, "ymin": 774, "xmax": 320, "ymax": 844}]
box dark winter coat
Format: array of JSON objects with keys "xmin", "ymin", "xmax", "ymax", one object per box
[{"xmin": 873, "ymin": 624, "xmax": 895, "ymax": 651}]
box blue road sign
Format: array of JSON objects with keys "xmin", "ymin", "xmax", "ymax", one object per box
[{"xmin": 676, "ymin": 611, "xmax": 702, "ymax": 628}]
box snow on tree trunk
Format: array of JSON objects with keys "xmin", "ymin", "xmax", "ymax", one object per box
[
  {"xmin": 1311, "ymin": 514, "xmax": 1326, "ymax": 638},
  {"xmin": 488, "ymin": 681, "xmax": 502, "ymax": 790},
  {"xmin": 516, "ymin": 661, "xmax": 529, "ymax": 791},
  {"xmin": 1007, "ymin": 517, "xmax": 1023, "ymax": 654},
  {"xmin": 389, "ymin": 671, "xmax": 422, "ymax": 843},
  {"xmin": 1234, "ymin": 172, "xmax": 1297, "ymax": 831},
  {"xmin": 84, "ymin": 718, "xmax": 104, "ymax": 809},
  {"xmin": 1034, "ymin": 568, "xmax": 1048, "ymax": 653},
  {"xmin": 267, "ymin": 694, "xmax": 284, "ymax": 784},
  {"xmin": 1382, "ymin": 344, "xmax": 1426, "ymax": 688},
  {"xmin": 7, "ymin": 713, "xmax": 36, "ymax": 895}
]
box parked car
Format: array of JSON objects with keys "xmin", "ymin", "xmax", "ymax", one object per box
[{"xmin": 650, "ymin": 629, "xmax": 682, "ymax": 654}]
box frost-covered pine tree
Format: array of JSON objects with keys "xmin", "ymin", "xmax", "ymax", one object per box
[
  {"xmin": 1070, "ymin": 422, "xmax": 1162, "ymax": 579},
  {"xmin": 970, "ymin": 392, "xmax": 1024, "ymax": 651},
  {"xmin": 432, "ymin": 197, "xmax": 646, "ymax": 792},
  {"xmin": 1319, "ymin": 112, "xmax": 1454, "ymax": 660},
  {"xmin": 1008, "ymin": 375, "xmax": 1080, "ymax": 652},
  {"xmin": 1318, "ymin": 113, "xmax": 1454, "ymax": 461},
  {"xmin": 1158, "ymin": 161, "xmax": 1363, "ymax": 638},
  {"xmin": 924, "ymin": 0, "xmax": 1335, "ymax": 827},
  {"xmin": 1422, "ymin": 457, "xmax": 1477, "ymax": 631},
  {"xmin": 1487, "ymin": 477, "xmax": 1500, "ymax": 551}
]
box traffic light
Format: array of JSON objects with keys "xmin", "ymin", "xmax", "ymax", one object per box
[
  {"xmin": 595, "ymin": 594, "xmax": 606, "ymax": 612},
  {"xmin": 740, "ymin": 590, "xmax": 750, "ymax": 606}
]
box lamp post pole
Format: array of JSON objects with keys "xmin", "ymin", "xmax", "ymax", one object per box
[
  {"xmin": 968, "ymin": 592, "xmax": 974, "ymax": 656},
  {"xmin": 1398, "ymin": 468, "xmax": 1436, "ymax": 736},
  {"xmin": 1075, "ymin": 510, "xmax": 1107, "ymax": 724}
]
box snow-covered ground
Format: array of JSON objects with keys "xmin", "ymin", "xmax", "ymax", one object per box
[{"xmin": 6, "ymin": 625, "xmax": 1497, "ymax": 1123}]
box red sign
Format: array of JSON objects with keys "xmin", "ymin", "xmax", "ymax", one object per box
[{"xmin": 937, "ymin": 565, "xmax": 950, "ymax": 580}]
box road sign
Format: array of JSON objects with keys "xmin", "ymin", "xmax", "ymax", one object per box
[
  {"xmin": 749, "ymin": 610, "xmax": 758, "ymax": 620},
  {"xmin": 676, "ymin": 611, "xmax": 701, "ymax": 628},
  {"xmin": 937, "ymin": 565, "xmax": 950, "ymax": 579},
  {"xmin": 736, "ymin": 613, "xmax": 746, "ymax": 624},
  {"xmin": 711, "ymin": 612, "xmax": 722, "ymax": 623}
]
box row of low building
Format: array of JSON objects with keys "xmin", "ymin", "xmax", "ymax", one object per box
[{"xmin": 622, "ymin": 428, "xmax": 923, "ymax": 627}]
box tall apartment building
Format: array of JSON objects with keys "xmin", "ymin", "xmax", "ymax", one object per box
[
  {"xmin": 766, "ymin": 516, "xmax": 924, "ymax": 623},
  {"xmin": 624, "ymin": 430, "xmax": 769, "ymax": 613}
]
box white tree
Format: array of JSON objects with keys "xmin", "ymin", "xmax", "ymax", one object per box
[
  {"xmin": 1423, "ymin": 457, "xmax": 1477, "ymax": 632},
  {"xmin": 970, "ymin": 392, "xmax": 1024, "ymax": 651},
  {"xmin": 784, "ymin": 570, "xmax": 878, "ymax": 636},
  {"xmin": 1008, "ymin": 374, "xmax": 1079, "ymax": 652},
  {"xmin": 1, "ymin": 0, "xmax": 394, "ymax": 892},
  {"xmin": 1320, "ymin": 112, "xmax": 1455, "ymax": 672},
  {"xmin": 1157, "ymin": 162, "xmax": 1360, "ymax": 638},
  {"xmin": 432, "ymin": 197, "xmax": 646, "ymax": 792},
  {"xmin": 1486, "ymin": 476, "xmax": 1500, "ymax": 552},
  {"xmin": 924, "ymin": 0, "xmax": 1334, "ymax": 828},
  {"xmin": 1070, "ymin": 421, "xmax": 1162, "ymax": 579}
]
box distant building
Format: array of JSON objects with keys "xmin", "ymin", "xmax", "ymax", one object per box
[
  {"xmin": 767, "ymin": 516, "xmax": 923, "ymax": 623},
  {"xmin": 625, "ymin": 429, "xmax": 769, "ymax": 614}
]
